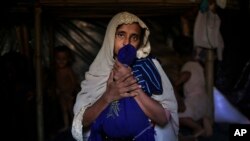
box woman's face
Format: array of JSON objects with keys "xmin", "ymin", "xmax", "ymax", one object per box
[{"xmin": 114, "ymin": 23, "xmax": 142, "ymax": 56}]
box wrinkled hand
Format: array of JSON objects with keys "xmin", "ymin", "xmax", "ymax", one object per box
[
  {"xmin": 104, "ymin": 60, "xmax": 140, "ymax": 103},
  {"xmin": 113, "ymin": 59, "xmax": 132, "ymax": 81},
  {"xmin": 128, "ymin": 88, "xmax": 144, "ymax": 97}
]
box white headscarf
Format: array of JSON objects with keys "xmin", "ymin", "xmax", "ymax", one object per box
[{"xmin": 72, "ymin": 11, "xmax": 179, "ymax": 141}]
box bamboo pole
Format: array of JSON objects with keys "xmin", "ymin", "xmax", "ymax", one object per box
[
  {"xmin": 34, "ymin": 6, "xmax": 44, "ymax": 141},
  {"xmin": 205, "ymin": 49, "xmax": 214, "ymax": 121}
]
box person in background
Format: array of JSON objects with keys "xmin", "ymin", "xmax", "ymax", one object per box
[
  {"xmin": 173, "ymin": 35, "xmax": 213, "ymax": 139},
  {"xmin": 71, "ymin": 11, "xmax": 179, "ymax": 141},
  {"xmin": 53, "ymin": 45, "xmax": 80, "ymax": 132}
]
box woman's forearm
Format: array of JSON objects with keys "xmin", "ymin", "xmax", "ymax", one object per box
[
  {"xmin": 82, "ymin": 93, "xmax": 110, "ymax": 128},
  {"xmin": 134, "ymin": 90, "xmax": 170, "ymax": 126}
]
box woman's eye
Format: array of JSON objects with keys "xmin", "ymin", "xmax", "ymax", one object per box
[
  {"xmin": 116, "ymin": 32, "xmax": 125, "ymax": 39},
  {"xmin": 131, "ymin": 35, "xmax": 139, "ymax": 41}
]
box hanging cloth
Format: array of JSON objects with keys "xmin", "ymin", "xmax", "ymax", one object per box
[{"xmin": 193, "ymin": 10, "xmax": 224, "ymax": 61}]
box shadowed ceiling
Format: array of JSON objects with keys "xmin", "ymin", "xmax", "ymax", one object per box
[{"xmin": 1, "ymin": 0, "xmax": 244, "ymax": 19}]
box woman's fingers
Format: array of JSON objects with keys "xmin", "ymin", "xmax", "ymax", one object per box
[
  {"xmin": 113, "ymin": 60, "xmax": 132, "ymax": 76},
  {"xmin": 120, "ymin": 88, "xmax": 141, "ymax": 98},
  {"xmin": 115, "ymin": 59, "xmax": 123, "ymax": 67},
  {"xmin": 119, "ymin": 83, "xmax": 141, "ymax": 94},
  {"xmin": 107, "ymin": 59, "xmax": 142, "ymax": 100},
  {"xmin": 116, "ymin": 72, "xmax": 133, "ymax": 84},
  {"xmin": 113, "ymin": 59, "xmax": 123, "ymax": 71},
  {"xmin": 107, "ymin": 71, "xmax": 114, "ymax": 84}
]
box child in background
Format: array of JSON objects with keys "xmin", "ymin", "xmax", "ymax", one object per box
[
  {"xmin": 54, "ymin": 45, "xmax": 80, "ymax": 131},
  {"xmin": 173, "ymin": 36, "xmax": 213, "ymax": 139}
]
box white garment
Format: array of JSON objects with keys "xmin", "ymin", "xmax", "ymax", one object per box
[
  {"xmin": 216, "ymin": 0, "xmax": 227, "ymax": 9},
  {"xmin": 71, "ymin": 11, "xmax": 179, "ymax": 141},
  {"xmin": 179, "ymin": 61, "xmax": 212, "ymax": 121},
  {"xmin": 193, "ymin": 10, "xmax": 224, "ymax": 61}
]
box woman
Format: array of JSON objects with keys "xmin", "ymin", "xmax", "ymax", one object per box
[{"xmin": 71, "ymin": 11, "xmax": 178, "ymax": 141}]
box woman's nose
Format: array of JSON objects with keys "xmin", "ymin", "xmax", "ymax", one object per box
[{"xmin": 123, "ymin": 36, "xmax": 130, "ymax": 45}]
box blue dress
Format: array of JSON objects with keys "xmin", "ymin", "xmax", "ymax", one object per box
[{"xmin": 88, "ymin": 45, "xmax": 162, "ymax": 141}]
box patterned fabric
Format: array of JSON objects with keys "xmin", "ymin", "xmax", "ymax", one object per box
[
  {"xmin": 132, "ymin": 57, "xmax": 163, "ymax": 96},
  {"xmin": 88, "ymin": 56, "xmax": 162, "ymax": 141},
  {"xmin": 88, "ymin": 98, "xmax": 155, "ymax": 141},
  {"xmin": 118, "ymin": 44, "xmax": 163, "ymax": 96},
  {"xmin": 88, "ymin": 46, "xmax": 161, "ymax": 141}
]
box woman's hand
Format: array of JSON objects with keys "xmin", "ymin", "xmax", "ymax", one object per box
[
  {"xmin": 113, "ymin": 59, "xmax": 132, "ymax": 80},
  {"xmin": 103, "ymin": 60, "xmax": 140, "ymax": 103}
]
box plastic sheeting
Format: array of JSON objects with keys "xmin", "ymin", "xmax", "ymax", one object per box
[{"xmin": 214, "ymin": 87, "xmax": 250, "ymax": 124}]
